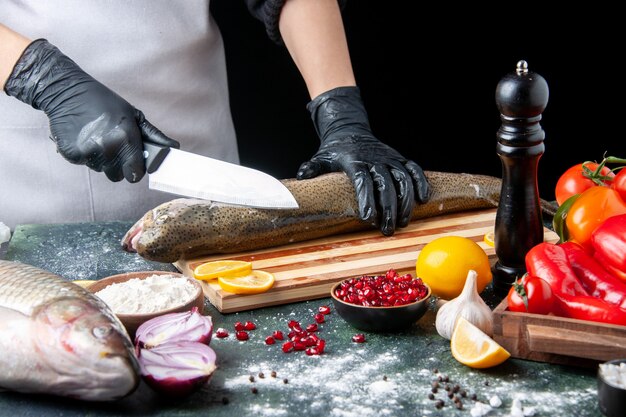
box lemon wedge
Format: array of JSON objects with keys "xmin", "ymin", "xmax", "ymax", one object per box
[
  {"xmin": 193, "ymin": 260, "xmax": 252, "ymax": 281},
  {"xmin": 218, "ymin": 270, "xmax": 275, "ymax": 295},
  {"xmin": 451, "ymin": 317, "xmax": 510, "ymax": 368}
]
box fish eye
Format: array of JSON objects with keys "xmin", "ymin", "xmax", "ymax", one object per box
[{"xmin": 93, "ymin": 325, "xmax": 112, "ymax": 339}]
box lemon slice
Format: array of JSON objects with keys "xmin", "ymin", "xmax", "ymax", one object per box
[
  {"xmin": 483, "ymin": 231, "xmax": 495, "ymax": 247},
  {"xmin": 193, "ymin": 260, "xmax": 252, "ymax": 281},
  {"xmin": 218, "ymin": 270, "xmax": 275, "ymax": 294},
  {"xmin": 451, "ymin": 317, "xmax": 510, "ymax": 368}
]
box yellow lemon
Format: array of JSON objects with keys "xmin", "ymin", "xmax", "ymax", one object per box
[
  {"xmin": 415, "ymin": 236, "xmax": 492, "ymax": 299},
  {"xmin": 193, "ymin": 260, "xmax": 252, "ymax": 281},
  {"xmin": 451, "ymin": 317, "xmax": 510, "ymax": 368},
  {"xmin": 218, "ymin": 270, "xmax": 275, "ymax": 294}
]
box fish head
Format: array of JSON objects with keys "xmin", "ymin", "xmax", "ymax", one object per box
[{"xmin": 31, "ymin": 296, "xmax": 140, "ymax": 401}]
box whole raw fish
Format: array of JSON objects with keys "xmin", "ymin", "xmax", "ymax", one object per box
[
  {"xmin": 0, "ymin": 260, "xmax": 140, "ymax": 401},
  {"xmin": 124, "ymin": 171, "xmax": 554, "ymax": 263}
]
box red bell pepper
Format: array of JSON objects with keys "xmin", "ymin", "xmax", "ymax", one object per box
[
  {"xmin": 525, "ymin": 242, "xmax": 588, "ymax": 296},
  {"xmin": 525, "ymin": 242, "xmax": 626, "ymax": 325},
  {"xmin": 560, "ymin": 241, "xmax": 626, "ymax": 309},
  {"xmin": 591, "ymin": 213, "xmax": 626, "ymax": 282},
  {"xmin": 556, "ymin": 292, "xmax": 626, "ymax": 326},
  {"xmin": 565, "ymin": 186, "xmax": 626, "ymax": 251}
]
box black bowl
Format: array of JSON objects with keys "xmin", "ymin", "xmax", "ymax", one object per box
[
  {"xmin": 598, "ymin": 359, "xmax": 626, "ymax": 417},
  {"xmin": 330, "ymin": 280, "xmax": 431, "ymax": 332}
]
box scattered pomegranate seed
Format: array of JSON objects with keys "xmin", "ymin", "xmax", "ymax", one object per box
[
  {"xmin": 306, "ymin": 347, "xmax": 321, "ymax": 356},
  {"xmin": 234, "ymin": 321, "xmax": 245, "ymax": 331},
  {"xmin": 273, "ymin": 330, "xmax": 284, "ymax": 340},
  {"xmin": 314, "ymin": 313, "xmax": 325, "ymax": 323},
  {"xmin": 244, "ymin": 321, "xmax": 256, "ymax": 331},
  {"xmin": 282, "ymin": 341, "xmax": 294, "ymax": 353},
  {"xmin": 265, "ymin": 336, "xmax": 276, "ymax": 345},
  {"xmin": 294, "ymin": 341, "xmax": 307, "ymax": 351},
  {"xmin": 287, "ymin": 320, "xmax": 300, "ymax": 329},
  {"xmin": 236, "ymin": 331, "xmax": 249, "ymax": 341},
  {"xmin": 215, "ymin": 328, "xmax": 229, "ymax": 338},
  {"xmin": 306, "ymin": 323, "xmax": 318, "ymax": 332},
  {"xmin": 318, "ymin": 305, "xmax": 331, "ymax": 315},
  {"xmin": 316, "ymin": 339, "xmax": 326, "ymax": 353},
  {"xmin": 352, "ymin": 334, "xmax": 366, "ymax": 343}
]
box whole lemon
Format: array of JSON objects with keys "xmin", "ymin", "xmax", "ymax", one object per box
[{"xmin": 416, "ymin": 236, "xmax": 492, "ymax": 299}]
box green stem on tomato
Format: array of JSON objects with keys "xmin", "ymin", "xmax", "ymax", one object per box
[{"xmin": 553, "ymin": 194, "xmax": 579, "ymax": 243}]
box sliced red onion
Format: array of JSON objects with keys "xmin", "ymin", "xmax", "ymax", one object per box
[
  {"xmin": 135, "ymin": 307, "xmax": 213, "ymax": 349},
  {"xmin": 138, "ymin": 341, "xmax": 217, "ymax": 397}
]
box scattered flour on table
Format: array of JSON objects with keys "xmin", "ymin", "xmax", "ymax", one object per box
[{"xmin": 95, "ymin": 274, "xmax": 196, "ymax": 314}]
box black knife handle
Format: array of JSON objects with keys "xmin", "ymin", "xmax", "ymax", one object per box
[{"xmin": 143, "ymin": 142, "xmax": 171, "ymax": 174}]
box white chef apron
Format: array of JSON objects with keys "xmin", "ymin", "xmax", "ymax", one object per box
[{"xmin": 0, "ymin": 0, "xmax": 238, "ymax": 229}]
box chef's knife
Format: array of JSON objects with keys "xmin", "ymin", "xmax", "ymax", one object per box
[{"xmin": 143, "ymin": 142, "xmax": 299, "ymax": 209}]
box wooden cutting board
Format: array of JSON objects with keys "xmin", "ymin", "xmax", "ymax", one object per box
[{"xmin": 175, "ymin": 208, "xmax": 559, "ymax": 313}]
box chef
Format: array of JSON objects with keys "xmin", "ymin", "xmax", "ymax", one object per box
[{"xmin": 0, "ymin": 0, "xmax": 429, "ymax": 235}]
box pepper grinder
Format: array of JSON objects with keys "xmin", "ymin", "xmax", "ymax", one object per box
[{"xmin": 492, "ymin": 60, "xmax": 549, "ymax": 294}]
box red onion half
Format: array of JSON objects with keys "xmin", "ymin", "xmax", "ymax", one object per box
[
  {"xmin": 135, "ymin": 307, "xmax": 213, "ymax": 349},
  {"xmin": 138, "ymin": 341, "xmax": 217, "ymax": 397}
]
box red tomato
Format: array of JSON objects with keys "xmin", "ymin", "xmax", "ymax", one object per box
[
  {"xmin": 611, "ymin": 168, "xmax": 626, "ymax": 202},
  {"xmin": 507, "ymin": 275, "xmax": 554, "ymax": 315},
  {"xmin": 555, "ymin": 162, "xmax": 614, "ymax": 206}
]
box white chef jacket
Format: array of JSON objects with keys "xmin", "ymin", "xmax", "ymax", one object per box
[{"xmin": 0, "ymin": 0, "xmax": 239, "ymax": 229}]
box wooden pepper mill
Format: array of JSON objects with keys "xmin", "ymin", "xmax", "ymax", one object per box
[{"xmin": 492, "ymin": 60, "xmax": 549, "ymax": 294}]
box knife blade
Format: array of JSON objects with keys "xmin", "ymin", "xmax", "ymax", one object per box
[{"xmin": 143, "ymin": 142, "xmax": 299, "ymax": 209}]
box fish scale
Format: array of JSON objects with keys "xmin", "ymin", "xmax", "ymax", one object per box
[{"xmin": 0, "ymin": 261, "xmax": 100, "ymax": 315}]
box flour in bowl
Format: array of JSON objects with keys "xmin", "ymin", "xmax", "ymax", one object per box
[{"xmin": 95, "ymin": 274, "xmax": 197, "ymax": 314}]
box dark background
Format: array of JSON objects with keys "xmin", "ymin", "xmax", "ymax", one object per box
[{"xmin": 211, "ymin": 2, "xmax": 624, "ymax": 201}]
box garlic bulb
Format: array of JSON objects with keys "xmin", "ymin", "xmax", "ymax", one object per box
[{"xmin": 435, "ymin": 270, "xmax": 493, "ymax": 339}]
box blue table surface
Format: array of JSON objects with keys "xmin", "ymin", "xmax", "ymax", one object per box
[{"xmin": 0, "ymin": 222, "xmax": 604, "ymax": 417}]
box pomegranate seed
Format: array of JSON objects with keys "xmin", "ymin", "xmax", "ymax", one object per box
[
  {"xmin": 287, "ymin": 320, "xmax": 300, "ymax": 329},
  {"xmin": 352, "ymin": 334, "xmax": 366, "ymax": 343},
  {"xmin": 265, "ymin": 336, "xmax": 276, "ymax": 345},
  {"xmin": 314, "ymin": 313, "xmax": 325, "ymax": 323},
  {"xmin": 294, "ymin": 341, "xmax": 307, "ymax": 351},
  {"xmin": 236, "ymin": 331, "xmax": 249, "ymax": 341},
  {"xmin": 234, "ymin": 321, "xmax": 245, "ymax": 331},
  {"xmin": 273, "ymin": 330, "xmax": 284, "ymax": 340},
  {"xmin": 306, "ymin": 323, "xmax": 318, "ymax": 332},
  {"xmin": 243, "ymin": 321, "xmax": 256, "ymax": 330},
  {"xmin": 318, "ymin": 305, "xmax": 331, "ymax": 315},
  {"xmin": 215, "ymin": 328, "xmax": 229, "ymax": 338},
  {"xmin": 282, "ymin": 341, "xmax": 294, "ymax": 353},
  {"xmin": 316, "ymin": 339, "xmax": 326, "ymax": 353},
  {"xmin": 306, "ymin": 347, "xmax": 320, "ymax": 356}
]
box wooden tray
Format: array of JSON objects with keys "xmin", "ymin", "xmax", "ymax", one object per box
[
  {"xmin": 493, "ymin": 298, "xmax": 626, "ymax": 367},
  {"xmin": 175, "ymin": 209, "xmax": 558, "ymax": 313}
]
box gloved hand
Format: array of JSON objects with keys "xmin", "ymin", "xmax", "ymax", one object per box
[
  {"xmin": 4, "ymin": 39, "xmax": 179, "ymax": 183},
  {"xmin": 298, "ymin": 86, "xmax": 430, "ymax": 236}
]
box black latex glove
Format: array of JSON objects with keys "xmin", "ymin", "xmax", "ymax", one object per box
[
  {"xmin": 4, "ymin": 39, "xmax": 179, "ymax": 183},
  {"xmin": 298, "ymin": 86, "xmax": 430, "ymax": 236}
]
